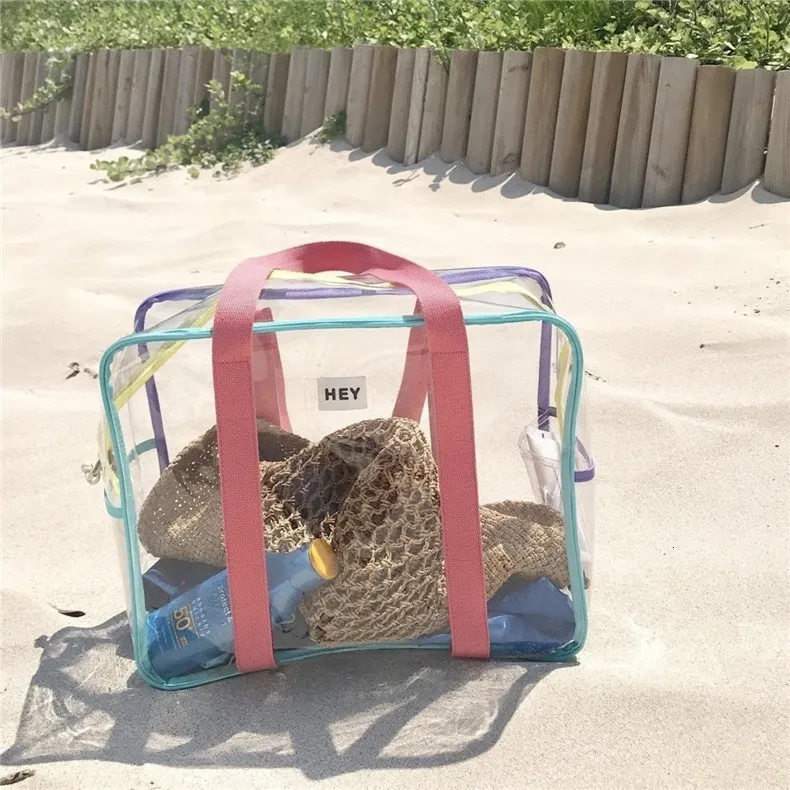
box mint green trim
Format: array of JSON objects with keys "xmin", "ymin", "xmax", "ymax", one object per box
[
  {"xmin": 103, "ymin": 439, "xmax": 159, "ymax": 519},
  {"xmin": 104, "ymin": 492, "xmax": 124, "ymax": 519},
  {"xmin": 99, "ymin": 309, "xmax": 588, "ymax": 689}
]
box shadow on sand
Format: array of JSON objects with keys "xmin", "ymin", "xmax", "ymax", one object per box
[
  {"xmin": 2, "ymin": 614, "xmax": 570, "ymax": 780},
  {"xmin": 325, "ymin": 138, "xmax": 788, "ymax": 210}
]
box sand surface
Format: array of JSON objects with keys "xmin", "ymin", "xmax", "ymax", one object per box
[{"xmin": 1, "ymin": 136, "xmax": 789, "ymax": 789}]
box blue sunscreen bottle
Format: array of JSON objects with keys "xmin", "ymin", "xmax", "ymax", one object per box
[{"xmin": 146, "ymin": 539, "xmax": 337, "ymax": 680}]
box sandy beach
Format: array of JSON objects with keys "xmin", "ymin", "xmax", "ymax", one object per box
[{"xmin": 1, "ymin": 136, "xmax": 789, "ymax": 789}]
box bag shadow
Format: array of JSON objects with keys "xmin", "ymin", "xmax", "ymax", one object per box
[{"xmin": 3, "ymin": 613, "xmax": 572, "ymax": 779}]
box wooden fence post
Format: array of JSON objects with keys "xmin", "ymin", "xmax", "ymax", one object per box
[
  {"xmin": 763, "ymin": 70, "xmax": 790, "ymax": 199},
  {"xmin": 362, "ymin": 45, "xmax": 398, "ymax": 152},
  {"xmin": 466, "ymin": 51, "xmax": 502, "ymax": 175},
  {"xmin": 40, "ymin": 61, "xmax": 61, "ymax": 143},
  {"xmin": 440, "ymin": 49, "xmax": 477, "ymax": 164},
  {"xmin": 156, "ymin": 49, "xmax": 182, "ymax": 146},
  {"xmin": 491, "ymin": 51, "xmax": 532, "ymax": 176},
  {"xmin": 681, "ymin": 65, "xmax": 736, "ymax": 203},
  {"xmin": 642, "ymin": 56, "xmax": 698, "ymax": 207},
  {"xmin": 301, "ymin": 48, "xmax": 331, "ymax": 137},
  {"xmin": 112, "ymin": 49, "xmax": 135, "ymax": 143},
  {"xmin": 549, "ymin": 49, "xmax": 596, "ymax": 198},
  {"xmin": 141, "ymin": 49, "xmax": 165, "ymax": 149},
  {"xmin": 126, "ymin": 49, "xmax": 151, "ymax": 143},
  {"xmin": 68, "ymin": 53, "xmax": 89, "ymax": 144},
  {"xmin": 345, "ymin": 44, "xmax": 375, "ymax": 148},
  {"xmin": 403, "ymin": 48, "xmax": 430, "ymax": 166},
  {"xmin": 263, "ymin": 52, "xmax": 290, "ymax": 135},
  {"xmin": 16, "ymin": 52, "xmax": 38, "ymax": 145},
  {"xmin": 387, "ymin": 48, "xmax": 416, "ymax": 163},
  {"xmin": 324, "ymin": 47, "xmax": 353, "ymax": 118},
  {"xmin": 720, "ymin": 68, "xmax": 776, "ymax": 194},
  {"xmin": 282, "ymin": 46, "xmax": 309, "ymax": 142},
  {"xmin": 173, "ymin": 46, "xmax": 200, "ymax": 136},
  {"xmin": 520, "ymin": 47, "xmax": 565, "ymax": 186},
  {"xmin": 2, "ymin": 53, "xmax": 26, "ymax": 143},
  {"xmin": 609, "ymin": 53, "xmax": 661, "ymax": 208},
  {"xmin": 417, "ymin": 52, "xmax": 447, "ymax": 161},
  {"xmin": 578, "ymin": 51, "xmax": 628, "ymax": 205}
]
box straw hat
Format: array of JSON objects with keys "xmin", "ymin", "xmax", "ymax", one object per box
[{"xmin": 138, "ymin": 417, "xmax": 571, "ymax": 644}]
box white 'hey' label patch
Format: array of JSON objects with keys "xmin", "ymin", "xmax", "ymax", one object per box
[{"xmin": 317, "ymin": 377, "xmax": 368, "ymax": 411}]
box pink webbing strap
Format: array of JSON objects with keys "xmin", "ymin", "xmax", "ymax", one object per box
[
  {"xmin": 251, "ymin": 308, "xmax": 291, "ymax": 431},
  {"xmin": 212, "ymin": 241, "xmax": 489, "ymax": 673}
]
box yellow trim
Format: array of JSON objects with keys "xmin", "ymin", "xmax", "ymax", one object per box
[
  {"xmin": 554, "ymin": 336, "xmax": 571, "ymax": 435},
  {"xmin": 112, "ymin": 304, "xmax": 216, "ymax": 409}
]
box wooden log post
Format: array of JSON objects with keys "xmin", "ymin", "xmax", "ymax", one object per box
[
  {"xmin": 520, "ymin": 47, "xmax": 565, "ymax": 186},
  {"xmin": 15, "ymin": 52, "xmax": 39, "ymax": 145},
  {"xmin": 246, "ymin": 52, "xmax": 270, "ymax": 122},
  {"xmin": 79, "ymin": 51, "xmax": 98, "ymax": 149},
  {"xmin": 126, "ymin": 49, "xmax": 151, "ymax": 143},
  {"xmin": 764, "ymin": 70, "xmax": 790, "ymax": 199},
  {"xmin": 324, "ymin": 47, "xmax": 353, "ymax": 118},
  {"xmin": 466, "ymin": 51, "xmax": 503, "ymax": 175},
  {"xmin": 228, "ymin": 49, "xmax": 252, "ymax": 113},
  {"xmin": 681, "ymin": 65, "xmax": 736, "ymax": 204},
  {"xmin": 642, "ymin": 56, "xmax": 698, "ymax": 208},
  {"xmin": 3, "ymin": 53, "xmax": 26, "ymax": 143},
  {"xmin": 440, "ymin": 49, "xmax": 478, "ymax": 164},
  {"xmin": 193, "ymin": 47, "xmax": 215, "ymax": 109},
  {"xmin": 68, "ymin": 52, "xmax": 89, "ymax": 144},
  {"xmin": 549, "ymin": 49, "xmax": 596, "ymax": 198},
  {"xmin": 387, "ymin": 48, "xmax": 416, "ymax": 163},
  {"xmin": 609, "ymin": 53, "xmax": 661, "ymax": 208},
  {"xmin": 211, "ymin": 49, "xmax": 232, "ymax": 110},
  {"xmin": 263, "ymin": 52, "xmax": 290, "ymax": 135},
  {"xmin": 362, "ymin": 45, "xmax": 398, "ymax": 152},
  {"xmin": 417, "ymin": 52, "xmax": 448, "ymax": 161},
  {"xmin": 720, "ymin": 68, "xmax": 776, "ymax": 194},
  {"xmin": 403, "ymin": 48, "xmax": 430, "ymax": 166},
  {"xmin": 0, "ymin": 54, "xmax": 8, "ymax": 140},
  {"xmin": 345, "ymin": 44, "xmax": 375, "ymax": 148},
  {"xmin": 301, "ymin": 48, "xmax": 331, "ymax": 137},
  {"xmin": 86, "ymin": 49, "xmax": 120, "ymax": 150},
  {"xmin": 29, "ymin": 52, "xmax": 48, "ymax": 145},
  {"xmin": 40, "ymin": 62, "xmax": 61, "ymax": 143},
  {"xmin": 281, "ymin": 46, "xmax": 308, "ymax": 142},
  {"xmin": 156, "ymin": 49, "xmax": 182, "ymax": 147},
  {"xmin": 53, "ymin": 56, "xmax": 74, "ymax": 139},
  {"xmin": 141, "ymin": 49, "xmax": 166, "ymax": 149},
  {"xmin": 172, "ymin": 46, "xmax": 200, "ymax": 136},
  {"xmin": 491, "ymin": 51, "xmax": 532, "ymax": 176},
  {"xmin": 578, "ymin": 51, "xmax": 628, "ymax": 205},
  {"xmin": 111, "ymin": 49, "xmax": 135, "ymax": 143}
]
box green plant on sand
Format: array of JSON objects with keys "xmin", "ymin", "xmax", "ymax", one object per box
[
  {"xmin": 90, "ymin": 73, "xmax": 284, "ymax": 182},
  {"xmin": 316, "ymin": 111, "xmax": 347, "ymax": 145}
]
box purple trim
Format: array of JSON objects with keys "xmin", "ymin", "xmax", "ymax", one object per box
[
  {"xmin": 134, "ymin": 266, "xmax": 553, "ymax": 316},
  {"xmin": 132, "ymin": 266, "xmax": 556, "ymax": 477},
  {"xmin": 133, "ymin": 303, "xmax": 170, "ymax": 471},
  {"xmin": 543, "ymin": 406, "xmax": 595, "ymax": 483}
]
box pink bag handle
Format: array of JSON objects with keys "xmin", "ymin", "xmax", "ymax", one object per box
[{"xmin": 212, "ymin": 241, "xmax": 489, "ymax": 673}]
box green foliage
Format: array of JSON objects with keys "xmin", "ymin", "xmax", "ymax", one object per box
[
  {"xmin": 1, "ymin": 0, "xmax": 788, "ymax": 69},
  {"xmin": 90, "ymin": 74, "xmax": 284, "ymax": 183},
  {"xmin": 316, "ymin": 111, "xmax": 347, "ymax": 145}
]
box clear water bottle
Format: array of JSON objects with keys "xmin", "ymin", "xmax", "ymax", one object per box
[{"xmin": 146, "ymin": 539, "xmax": 337, "ymax": 680}]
